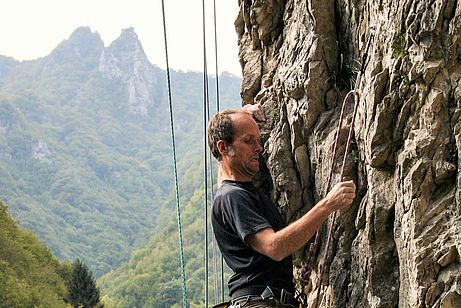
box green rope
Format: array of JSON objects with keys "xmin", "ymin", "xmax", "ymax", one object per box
[{"xmin": 161, "ymin": 1, "xmax": 188, "ymax": 307}]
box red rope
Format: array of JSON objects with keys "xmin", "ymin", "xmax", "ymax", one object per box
[{"xmin": 310, "ymin": 31, "xmax": 374, "ymax": 308}]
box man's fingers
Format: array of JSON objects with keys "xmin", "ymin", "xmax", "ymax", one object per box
[
  {"xmin": 335, "ymin": 181, "xmax": 356, "ymax": 207},
  {"xmin": 243, "ymin": 103, "xmax": 266, "ymax": 121}
]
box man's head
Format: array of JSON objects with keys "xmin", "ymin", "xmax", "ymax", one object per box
[
  {"xmin": 208, "ymin": 109, "xmax": 263, "ymax": 180},
  {"xmin": 208, "ymin": 109, "xmax": 245, "ymax": 161}
]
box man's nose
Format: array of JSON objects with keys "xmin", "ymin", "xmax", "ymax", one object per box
[{"xmin": 255, "ymin": 141, "xmax": 263, "ymax": 153}]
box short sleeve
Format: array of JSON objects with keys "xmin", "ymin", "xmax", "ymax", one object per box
[{"xmin": 218, "ymin": 186, "xmax": 272, "ymax": 243}]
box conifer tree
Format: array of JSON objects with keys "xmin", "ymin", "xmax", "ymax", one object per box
[{"xmin": 67, "ymin": 259, "xmax": 103, "ymax": 308}]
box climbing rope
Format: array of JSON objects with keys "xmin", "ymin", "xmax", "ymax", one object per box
[
  {"xmin": 203, "ymin": 0, "xmax": 226, "ymax": 305},
  {"xmin": 212, "ymin": 0, "xmax": 221, "ymax": 113},
  {"xmin": 160, "ymin": 1, "xmax": 188, "ymax": 307},
  {"xmin": 310, "ymin": 32, "xmax": 374, "ymax": 308},
  {"xmin": 210, "ymin": 0, "xmax": 225, "ymax": 303},
  {"xmin": 202, "ymin": 0, "xmax": 211, "ymax": 306}
]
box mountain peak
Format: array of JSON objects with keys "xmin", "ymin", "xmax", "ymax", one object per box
[
  {"xmin": 98, "ymin": 27, "xmax": 161, "ymax": 115},
  {"xmin": 104, "ymin": 27, "xmax": 147, "ymax": 62},
  {"xmin": 69, "ymin": 26, "xmax": 100, "ymax": 42},
  {"xmin": 120, "ymin": 27, "xmax": 137, "ymax": 38},
  {"xmin": 51, "ymin": 27, "xmax": 104, "ymax": 60},
  {"xmin": 42, "ymin": 27, "xmax": 104, "ymax": 73}
]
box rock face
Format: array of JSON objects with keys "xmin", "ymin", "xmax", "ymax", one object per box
[
  {"xmin": 99, "ymin": 28, "xmax": 163, "ymax": 115},
  {"xmin": 236, "ymin": 0, "xmax": 461, "ymax": 307}
]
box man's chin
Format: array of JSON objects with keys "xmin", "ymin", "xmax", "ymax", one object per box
[{"xmin": 249, "ymin": 166, "xmax": 260, "ymax": 176}]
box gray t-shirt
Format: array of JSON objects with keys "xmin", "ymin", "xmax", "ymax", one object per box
[{"xmin": 211, "ymin": 180, "xmax": 294, "ymax": 296}]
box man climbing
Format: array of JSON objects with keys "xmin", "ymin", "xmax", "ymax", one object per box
[{"xmin": 208, "ymin": 106, "xmax": 356, "ymax": 307}]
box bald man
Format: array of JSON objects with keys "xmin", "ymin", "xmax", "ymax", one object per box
[{"xmin": 208, "ymin": 109, "xmax": 355, "ymax": 307}]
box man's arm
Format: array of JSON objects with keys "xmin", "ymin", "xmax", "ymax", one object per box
[{"xmin": 246, "ymin": 180, "xmax": 356, "ymax": 261}]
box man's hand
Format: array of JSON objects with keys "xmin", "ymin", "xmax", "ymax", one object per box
[
  {"xmin": 325, "ymin": 180, "xmax": 356, "ymax": 212},
  {"xmin": 242, "ymin": 103, "xmax": 266, "ymax": 122}
]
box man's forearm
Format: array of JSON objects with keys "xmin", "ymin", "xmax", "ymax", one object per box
[
  {"xmin": 247, "ymin": 180, "xmax": 356, "ymax": 261},
  {"xmin": 247, "ymin": 198, "xmax": 331, "ymax": 261},
  {"xmin": 270, "ymin": 198, "xmax": 331, "ymax": 261}
]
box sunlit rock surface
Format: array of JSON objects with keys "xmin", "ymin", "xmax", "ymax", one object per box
[{"xmin": 236, "ymin": 0, "xmax": 461, "ymax": 306}]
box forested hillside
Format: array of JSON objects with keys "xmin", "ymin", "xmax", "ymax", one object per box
[
  {"xmin": 98, "ymin": 167, "xmax": 226, "ymax": 307},
  {"xmin": 0, "ymin": 26, "xmax": 242, "ymax": 280},
  {"xmin": 0, "ymin": 201, "xmax": 70, "ymax": 307}
]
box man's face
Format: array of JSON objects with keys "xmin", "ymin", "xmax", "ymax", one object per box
[{"xmin": 226, "ymin": 113, "xmax": 263, "ymax": 180}]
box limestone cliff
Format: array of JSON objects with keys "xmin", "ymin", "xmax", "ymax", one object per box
[
  {"xmin": 236, "ymin": 0, "xmax": 461, "ymax": 307},
  {"xmin": 99, "ymin": 28, "xmax": 163, "ymax": 115}
]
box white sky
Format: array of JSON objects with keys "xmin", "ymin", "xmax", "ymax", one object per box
[{"xmin": 0, "ymin": 0, "xmax": 242, "ymax": 76}]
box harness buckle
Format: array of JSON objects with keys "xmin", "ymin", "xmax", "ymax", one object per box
[
  {"xmin": 260, "ymin": 286, "xmax": 294, "ymax": 305},
  {"xmin": 280, "ymin": 288, "xmax": 292, "ymax": 305},
  {"xmin": 260, "ymin": 286, "xmax": 275, "ymax": 300}
]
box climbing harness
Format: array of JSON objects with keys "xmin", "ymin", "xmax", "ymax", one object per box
[{"xmin": 305, "ymin": 32, "xmax": 375, "ymax": 308}]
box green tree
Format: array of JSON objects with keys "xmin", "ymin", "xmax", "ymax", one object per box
[{"xmin": 67, "ymin": 259, "xmax": 103, "ymax": 308}]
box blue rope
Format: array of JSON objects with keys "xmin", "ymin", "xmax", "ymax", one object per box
[{"xmin": 160, "ymin": 1, "xmax": 188, "ymax": 307}]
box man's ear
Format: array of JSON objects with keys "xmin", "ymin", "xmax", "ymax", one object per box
[{"xmin": 217, "ymin": 140, "xmax": 228, "ymax": 156}]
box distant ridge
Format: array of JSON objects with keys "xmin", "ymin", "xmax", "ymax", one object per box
[{"xmin": 0, "ymin": 26, "xmax": 242, "ymax": 277}]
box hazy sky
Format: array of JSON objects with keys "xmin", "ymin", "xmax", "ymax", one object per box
[{"xmin": 0, "ymin": 0, "xmax": 242, "ymax": 76}]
